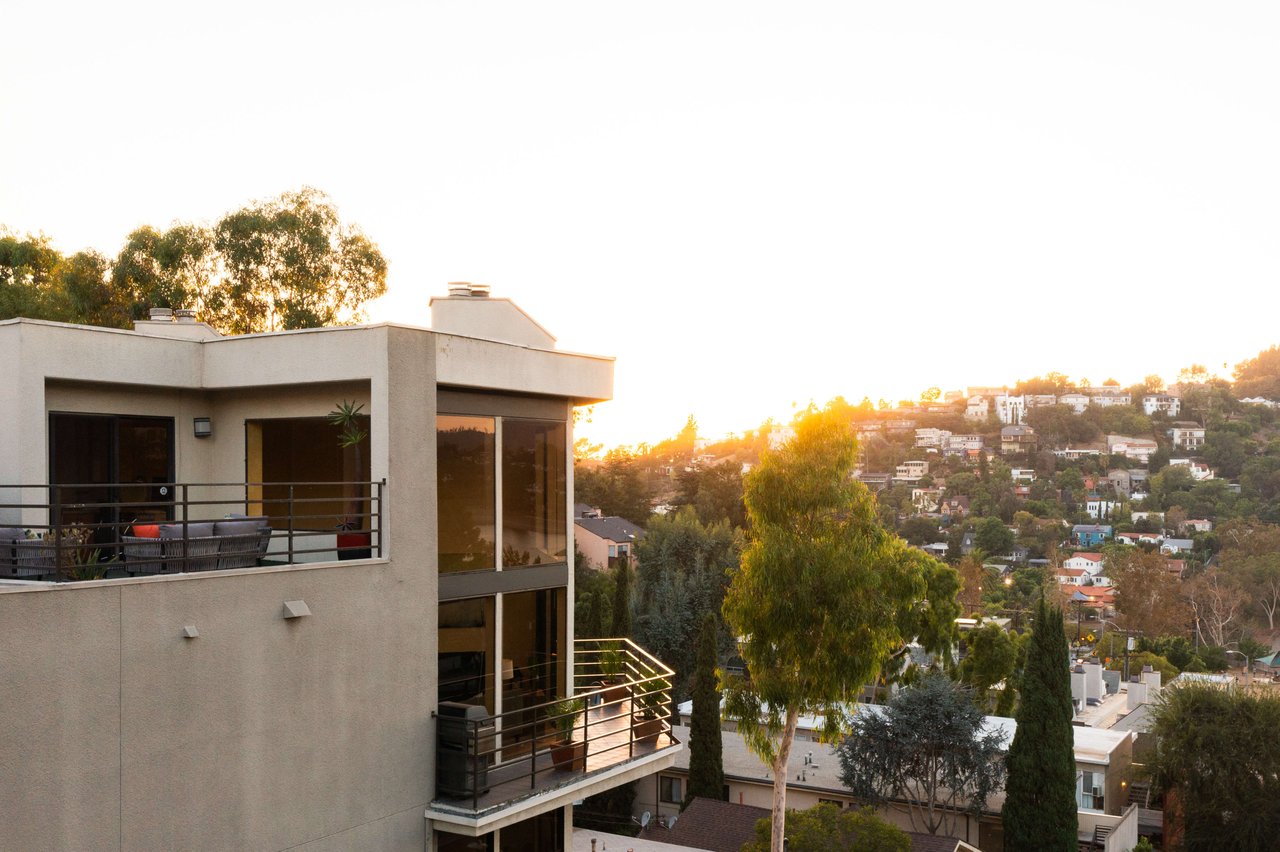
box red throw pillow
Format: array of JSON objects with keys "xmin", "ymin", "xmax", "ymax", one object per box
[{"xmin": 132, "ymin": 524, "xmax": 160, "ymax": 538}]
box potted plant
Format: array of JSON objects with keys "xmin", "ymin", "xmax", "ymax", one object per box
[
  {"xmin": 329, "ymin": 400, "xmax": 371, "ymax": 559},
  {"xmin": 548, "ymin": 697, "xmax": 587, "ymax": 771},
  {"xmin": 632, "ymin": 677, "xmax": 669, "ymax": 744},
  {"xmin": 599, "ymin": 643, "xmax": 628, "ymax": 703}
]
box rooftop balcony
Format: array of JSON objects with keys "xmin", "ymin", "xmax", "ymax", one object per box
[
  {"xmin": 0, "ymin": 480, "xmax": 384, "ymax": 583},
  {"xmin": 427, "ymin": 638, "xmax": 683, "ymax": 836}
]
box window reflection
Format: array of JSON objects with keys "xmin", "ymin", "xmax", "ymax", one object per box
[
  {"xmin": 437, "ymin": 416, "xmax": 496, "ymax": 573},
  {"xmin": 438, "ymin": 597, "xmax": 495, "ymax": 713},
  {"xmin": 502, "ymin": 419, "xmax": 566, "ymax": 568}
]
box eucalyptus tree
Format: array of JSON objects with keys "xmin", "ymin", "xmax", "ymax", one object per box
[{"xmin": 721, "ymin": 403, "xmax": 960, "ymax": 852}]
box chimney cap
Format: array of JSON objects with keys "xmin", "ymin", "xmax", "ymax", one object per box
[
  {"xmin": 1142, "ymin": 664, "xmax": 1154, "ymax": 672},
  {"xmin": 148, "ymin": 307, "xmax": 174, "ymax": 321},
  {"xmin": 174, "ymin": 308, "xmax": 197, "ymax": 323},
  {"xmin": 448, "ymin": 282, "xmax": 472, "ymax": 297}
]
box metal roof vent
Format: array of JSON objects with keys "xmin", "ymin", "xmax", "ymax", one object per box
[
  {"xmin": 467, "ymin": 283, "xmax": 490, "ymax": 298},
  {"xmin": 448, "ymin": 282, "xmax": 472, "ymax": 297},
  {"xmin": 148, "ymin": 307, "xmax": 174, "ymax": 321}
]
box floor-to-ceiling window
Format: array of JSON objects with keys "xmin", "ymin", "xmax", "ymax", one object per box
[
  {"xmin": 438, "ymin": 416, "xmax": 497, "ymax": 573},
  {"xmin": 436, "ymin": 402, "xmax": 570, "ymax": 723}
]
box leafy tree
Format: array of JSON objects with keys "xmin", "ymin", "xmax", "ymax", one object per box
[
  {"xmin": 838, "ymin": 673, "xmax": 1006, "ymax": 836},
  {"xmin": 0, "ymin": 232, "xmax": 63, "ymax": 320},
  {"xmin": 212, "ymin": 186, "xmax": 387, "ymax": 333},
  {"xmin": 632, "ymin": 507, "xmax": 740, "ymax": 699},
  {"xmin": 959, "ymin": 623, "xmax": 1019, "ymax": 712},
  {"xmin": 956, "ymin": 553, "xmax": 989, "ymax": 615},
  {"xmin": 1234, "ymin": 344, "xmax": 1280, "ymax": 401},
  {"xmin": 673, "ymin": 461, "xmax": 746, "ymax": 528},
  {"xmin": 1104, "ymin": 650, "xmax": 1178, "ymax": 682},
  {"xmin": 1003, "ymin": 598, "xmax": 1076, "ymax": 851},
  {"xmin": 899, "ymin": 516, "xmax": 940, "ymax": 546},
  {"xmin": 722, "ymin": 404, "xmax": 959, "ymax": 852},
  {"xmin": 112, "ymin": 224, "xmax": 218, "ymax": 323},
  {"xmin": 1149, "ymin": 683, "xmax": 1280, "ymax": 850},
  {"xmin": 686, "ymin": 613, "xmax": 724, "ymax": 804},
  {"xmin": 575, "ymin": 448, "xmax": 653, "ymax": 524},
  {"xmin": 974, "ymin": 516, "xmax": 1014, "ymax": 558},
  {"xmin": 1108, "ymin": 547, "xmax": 1192, "ymax": 637},
  {"xmin": 1186, "ymin": 571, "xmax": 1248, "ymax": 647},
  {"xmin": 1218, "ymin": 519, "xmax": 1280, "ymax": 630},
  {"xmin": 742, "ymin": 804, "xmax": 910, "ymax": 852}
]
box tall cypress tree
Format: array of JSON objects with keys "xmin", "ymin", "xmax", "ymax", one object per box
[
  {"xmin": 1003, "ymin": 597, "xmax": 1077, "ymax": 851},
  {"xmin": 686, "ymin": 612, "xmax": 725, "ymax": 804},
  {"xmin": 610, "ymin": 562, "xmax": 632, "ymax": 637}
]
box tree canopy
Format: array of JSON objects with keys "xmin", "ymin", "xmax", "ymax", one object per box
[
  {"xmin": 1, "ymin": 187, "xmax": 387, "ymax": 335},
  {"xmin": 742, "ymin": 804, "xmax": 910, "ymax": 852},
  {"xmin": 1150, "ymin": 683, "xmax": 1280, "ymax": 850},
  {"xmin": 721, "ymin": 404, "xmax": 959, "ymax": 851},
  {"xmin": 838, "ymin": 673, "xmax": 1006, "ymax": 836}
]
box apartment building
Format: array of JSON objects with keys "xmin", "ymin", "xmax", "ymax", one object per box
[{"xmin": 0, "ymin": 288, "xmax": 679, "ymax": 851}]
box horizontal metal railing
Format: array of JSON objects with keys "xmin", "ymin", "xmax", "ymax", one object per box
[
  {"xmin": 0, "ymin": 480, "xmax": 384, "ymax": 581},
  {"xmin": 433, "ymin": 638, "xmax": 677, "ymax": 814}
]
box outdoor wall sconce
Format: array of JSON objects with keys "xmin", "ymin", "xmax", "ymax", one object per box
[
  {"xmin": 193, "ymin": 417, "xmax": 213, "ymax": 438},
  {"xmin": 283, "ymin": 600, "xmax": 311, "ymax": 619}
]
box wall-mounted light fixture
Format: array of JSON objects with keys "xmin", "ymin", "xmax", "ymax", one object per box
[{"xmin": 193, "ymin": 417, "xmax": 212, "ymax": 439}]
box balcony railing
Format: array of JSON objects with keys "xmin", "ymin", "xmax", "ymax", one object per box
[
  {"xmin": 0, "ymin": 480, "xmax": 384, "ymax": 582},
  {"xmin": 431, "ymin": 638, "xmax": 679, "ymax": 819}
]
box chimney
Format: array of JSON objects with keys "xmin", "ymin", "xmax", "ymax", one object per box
[
  {"xmin": 1127, "ymin": 676, "xmax": 1148, "ymax": 710},
  {"xmin": 148, "ymin": 307, "xmax": 174, "ymax": 322},
  {"xmin": 1084, "ymin": 657, "xmax": 1103, "ymax": 703},
  {"xmin": 429, "ymin": 284, "xmax": 557, "ymax": 349},
  {"xmin": 1141, "ymin": 664, "xmax": 1161, "ymax": 696},
  {"xmin": 1071, "ymin": 665, "xmax": 1086, "ymax": 710},
  {"xmin": 174, "ymin": 308, "xmax": 197, "ymax": 323}
]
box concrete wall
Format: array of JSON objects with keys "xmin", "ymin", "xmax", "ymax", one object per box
[
  {"xmin": 0, "ymin": 326, "xmax": 440, "ymax": 851},
  {"xmin": 0, "ymin": 317, "xmax": 615, "ymax": 851}
]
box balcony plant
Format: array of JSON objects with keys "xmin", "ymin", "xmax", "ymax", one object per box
[
  {"xmin": 329, "ymin": 400, "xmax": 371, "ymax": 559},
  {"xmin": 632, "ymin": 677, "xmax": 669, "ymax": 745},
  {"xmin": 548, "ymin": 696, "xmax": 587, "ymax": 771},
  {"xmin": 599, "ymin": 643, "xmax": 629, "ymax": 703}
]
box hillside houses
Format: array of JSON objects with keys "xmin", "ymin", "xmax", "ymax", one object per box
[
  {"xmin": 1143, "ymin": 394, "xmax": 1182, "ymax": 417},
  {"xmin": 998, "ymin": 424, "xmax": 1036, "ymax": 455},
  {"xmin": 1107, "ymin": 435, "xmax": 1158, "ymax": 463}
]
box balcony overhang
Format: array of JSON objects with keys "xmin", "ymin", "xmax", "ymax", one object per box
[{"xmin": 426, "ymin": 737, "xmax": 681, "ymax": 836}]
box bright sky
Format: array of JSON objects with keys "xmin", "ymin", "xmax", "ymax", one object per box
[{"xmin": 4, "ymin": 3, "xmax": 1279, "ymax": 449}]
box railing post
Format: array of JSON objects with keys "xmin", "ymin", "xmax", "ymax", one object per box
[
  {"xmin": 471, "ymin": 718, "xmax": 478, "ymax": 813},
  {"xmin": 375, "ymin": 478, "xmax": 385, "ymax": 557},
  {"xmin": 180, "ymin": 484, "xmax": 190, "ymax": 572},
  {"xmin": 50, "ymin": 485, "xmax": 61, "ymax": 576},
  {"xmin": 287, "ymin": 485, "xmax": 295, "ymax": 565}
]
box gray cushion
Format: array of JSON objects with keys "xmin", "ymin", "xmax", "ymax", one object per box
[
  {"xmin": 0, "ymin": 527, "xmax": 23, "ymax": 542},
  {"xmin": 160, "ymin": 522, "xmax": 216, "ymax": 539},
  {"xmin": 214, "ymin": 519, "xmax": 265, "ymax": 536}
]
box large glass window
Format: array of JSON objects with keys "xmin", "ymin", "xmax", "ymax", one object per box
[
  {"xmin": 501, "ymin": 419, "xmax": 566, "ymax": 568},
  {"xmin": 437, "ymin": 416, "xmax": 496, "ymax": 573},
  {"xmin": 438, "ymin": 597, "xmax": 496, "ymax": 713}
]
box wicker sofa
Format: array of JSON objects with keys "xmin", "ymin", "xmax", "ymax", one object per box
[{"xmin": 123, "ymin": 516, "xmax": 272, "ymax": 576}]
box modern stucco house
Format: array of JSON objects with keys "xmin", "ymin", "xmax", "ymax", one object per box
[{"xmin": 0, "ymin": 286, "xmax": 679, "ymax": 851}]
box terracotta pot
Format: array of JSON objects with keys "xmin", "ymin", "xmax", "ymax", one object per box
[
  {"xmin": 550, "ymin": 740, "xmax": 587, "ymax": 771},
  {"xmin": 632, "ymin": 715, "xmax": 663, "ymax": 744},
  {"xmin": 602, "ymin": 681, "xmax": 629, "ymax": 704},
  {"xmin": 336, "ymin": 531, "xmax": 371, "ymax": 560}
]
